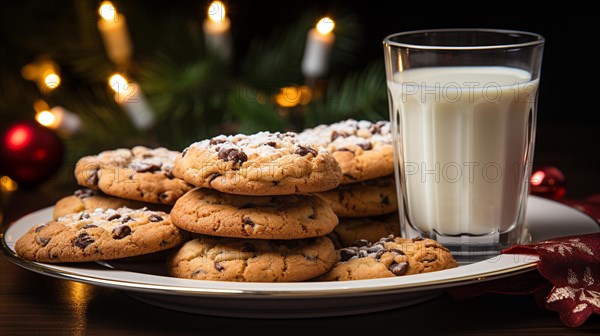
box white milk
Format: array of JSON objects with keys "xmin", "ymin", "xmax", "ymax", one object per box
[{"xmin": 388, "ymin": 66, "xmax": 538, "ymax": 236}]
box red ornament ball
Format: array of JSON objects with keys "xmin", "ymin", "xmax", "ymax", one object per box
[
  {"xmin": 0, "ymin": 121, "xmax": 64, "ymax": 187},
  {"xmin": 529, "ymin": 166, "xmax": 566, "ymax": 200}
]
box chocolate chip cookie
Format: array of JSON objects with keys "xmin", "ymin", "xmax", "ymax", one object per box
[
  {"xmin": 327, "ymin": 215, "xmax": 401, "ymax": 248},
  {"xmin": 74, "ymin": 146, "xmax": 193, "ymax": 205},
  {"xmin": 15, "ymin": 207, "xmax": 185, "ymax": 263},
  {"xmin": 317, "ymin": 175, "xmax": 398, "ymax": 217},
  {"xmin": 171, "ymin": 188, "xmax": 338, "ymax": 239},
  {"xmin": 299, "ymin": 119, "xmax": 393, "ymax": 184},
  {"xmin": 172, "ymin": 132, "xmax": 342, "ymax": 196},
  {"xmin": 318, "ymin": 235, "xmax": 457, "ymax": 281},
  {"xmin": 53, "ymin": 189, "xmax": 171, "ymax": 220},
  {"xmin": 168, "ymin": 235, "xmax": 337, "ymax": 282}
]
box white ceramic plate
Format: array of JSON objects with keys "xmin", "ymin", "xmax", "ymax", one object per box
[{"xmin": 2, "ymin": 196, "xmax": 598, "ymax": 318}]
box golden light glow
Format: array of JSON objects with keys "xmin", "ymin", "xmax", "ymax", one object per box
[
  {"xmin": 36, "ymin": 111, "xmax": 57, "ymax": 128},
  {"xmin": 44, "ymin": 73, "xmax": 61, "ymax": 89},
  {"xmin": 0, "ymin": 176, "xmax": 18, "ymax": 192},
  {"xmin": 275, "ymin": 86, "xmax": 312, "ymax": 107},
  {"xmin": 316, "ymin": 17, "xmax": 335, "ymax": 35},
  {"xmin": 33, "ymin": 99, "xmax": 50, "ymax": 112},
  {"xmin": 108, "ymin": 73, "xmax": 127, "ymax": 93},
  {"xmin": 207, "ymin": 1, "xmax": 226, "ymax": 23},
  {"xmin": 99, "ymin": 1, "xmax": 117, "ymax": 21}
]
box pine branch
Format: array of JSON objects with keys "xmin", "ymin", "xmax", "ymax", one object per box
[{"xmin": 304, "ymin": 61, "xmax": 388, "ymax": 127}]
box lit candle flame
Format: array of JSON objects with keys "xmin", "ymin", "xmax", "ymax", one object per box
[
  {"xmin": 36, "ymin": 111, "xmax": 57, "ymax": 128},
  {"xmin": 207, "ymin": 1, "xmax": 226, "ymax": 23},
  {"xmin": 44, "ymin": 73, "xmax": 61, "ymax": 89},
  {"xmin": 99, "ymin": 1, "xmax": 117, "ymax": 21},
  {"xmin": 316, "ymin": 17, "xmax": 335, "ymax": 35},
  {"xmin": 108, "ymin": 73, "xmax": 128, "ymax": 93}
]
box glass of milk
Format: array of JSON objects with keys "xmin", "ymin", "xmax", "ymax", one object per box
[{"xmin": 383, "ymin": 29, "xmax": 544, "ymax": 261}]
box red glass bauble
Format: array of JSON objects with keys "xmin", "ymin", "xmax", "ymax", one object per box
[
  {"xmin": 0, "ymin": 121, "xmax": 64, "ymax": 187},
  {"xmin": 529, "ymin": 166, "xmax": 566, "ymax": 200}
]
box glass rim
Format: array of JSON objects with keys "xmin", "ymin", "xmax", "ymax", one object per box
[{"xmin": 383, "ymin": 28, "xmax": 545, "ymax": 50}]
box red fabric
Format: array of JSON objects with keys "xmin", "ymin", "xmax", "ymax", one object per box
[
  {"xmin": 502, "ymin": 233, "xmax": 600, "ymax": 327},
  {"xmin": 449, "ymin": 233, "xmax": 600, "ymax": 328}
]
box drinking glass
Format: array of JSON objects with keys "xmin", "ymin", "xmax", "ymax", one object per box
[{"xmin": 383, "ymin": 29, "xmax": 544, "ymax": 261}]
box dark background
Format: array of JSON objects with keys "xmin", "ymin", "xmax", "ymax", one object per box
[{"xmin": 1, "ymin": 1, "xmax": 598, "ymax": 197}]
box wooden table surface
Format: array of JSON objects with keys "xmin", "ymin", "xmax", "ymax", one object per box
[{"xmin": 1, "ymin": 125, "xmax": 599, "ymax": 335}]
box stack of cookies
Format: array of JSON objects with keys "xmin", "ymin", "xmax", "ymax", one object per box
[
  {"xmin": 298, "ymin": 120, "xmax": 402, "ymax": 249},
  {"xmin": 167, "ymin": 131, "xmax": 342, "ymax": 282},
  {"xmin": 14, "ymin": 120, "xmax": 458, "ymax": 281}
]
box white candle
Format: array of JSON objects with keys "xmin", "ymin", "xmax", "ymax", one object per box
[
  {"xmin": 109, "ymin": 74, "xmax": 155, "ymax": 130},
  {"xmin": 302, "ymin": 17, "xmax": 335, "ymax": 78},
  {"xmin": 36, "ymin": 106, "xmax": 82, "ymax": 135},
  {"xmin": 202, "ymin": 1, "xmax": 232, "ymax": 59},
  {"xmin": 97, "ymin": 1, "xmax": 133, "ymax": 66}
]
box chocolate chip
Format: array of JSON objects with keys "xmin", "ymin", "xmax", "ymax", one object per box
[
  {"xmin": 122, "ymin": 216, "xmax": 134, "ymax": 223},
  {"xmin": 389, "ymin": 262, "xmax": 408, "ymax": 276},
  {"xmin": 83, "ymin": 224, "xmax": 98, "ymax": 229},
  {"xmin": 36, "ymin": 236, "xmax": 50, "ymax": 247},
  {"xmin": 158, "ymin": 192, "xmax": 170, "ymax": 202},
  {"xmin": 308, "ymin": 212, "xmax": 316, "ymax": 220},
  {"xmin": 207, "ymin": 172, "xmax": 221, "ymax": 183},
  {"xmin": 86, "ymin": 169, "xmax": 99, "ymax": 186},
  {"xmin": 34, "ymin": 225, "xmax": 45, "ymax": 233},
  {"xmin": 295, "ymin": 146, "xmax": 318, "ymax": 157},
  {"xmin": 381, "ymin": 195, "xmax": 390, "ymax": 205},
  {"xmin": 134, "ymin": 162, "xmax": 161, "ymax": 173},
  {"xmin": 191, "ymin": 269, "xmax": 206, "ymax": 276},
  {"xmin": 367, "ymin": 245, "xmax": 385, "ymax": 253},
  {"xmin": 337, "ymin": 148, "xmax": 355, "ymax": 154},
  {"xmin": 390, "ymin": 248, "xmax": 405, "ymax": 255},
  {"xmin": 218, "ymin": 148, "xmax": 248, "ymax": 164},
  {"xmin": 305, "ymin": 255, "xmax": 317, "ymax": 261},
  {"xmin": 210, "ymin": 138, "xmax": 227, "ymax": 145},
  {"xmin": 263, "ymin": 141, "xmax": 278, "ymax": 148},
  {"xmin": 214, "ymin": 262, "xmax": 225, "ymax": 272},
  {"xmin": 379, "ymin": 235, "xmax": 395, "ymax": 243},
  {"xmin": 272, "ymin": 180, "xmax": 279, "ymax": 186},
  {"xmin": 412, "ymin": 237, "xmax": 424, "ymax": 242},
  {"xmin": 78, "ymin": 212, "xmax": 90, "ymax": 220},
  {"xmin": 163, "ymin": 170, "xmax": 174, "ymax": 179},
  {"xmin": 358, "ymin": 250, "xmax": 369, "ymax": 258},
  {"xmin": 374, "ymin": 249, "xmax": 387, "ymax": 260},
  {"xmin": 357, "ymin": 142, "xmax": 373, "ymax": 150},
  {"xmin": 181, "ymin": 147, "xmax": 189, "ymax": 157},
  {"xmin": 74, "ymin": 189, "xmax": 95, "ymax": 199},
  {"xmin": 112, "ymin": 225, "xmax": 132, "ymax": 239},
  {"xmin": 74, "ymin": 233, "xmax": 94, "ymax": 249},
  {"xmin": 331, "ymin": 131, "xmax": 349, "ymax": 141},
  {"xmin": 368, "ymin": 124, "xmax": 381, "ymax": 134},
  {"xmin": 148, "ymin": 214, "xmax": 163, "ymax": 222},
  {"xmin": 242, "ymin": 217, "xmax": 254, "ymax": 225},
  {"xmin": 354, "ymin": 239, "xmax": 371, "ymax": 247},
  {"xmin": 107, "ymin": 213, "xmax": 121, "ymax": 221},
  {"xmin": 241, "ymin": 243, "xmax": 256, "ymax": 252},
  {"xmin": 276, "ymin": 132, "xmax": 295, "ymax": 139},
  {"xmin": 159, "ymin": 240, "xmax": 170, "ymax": 247},
  {"xmin": 340, "ymin": 248, "xmax": 357, "ymax": 261}
]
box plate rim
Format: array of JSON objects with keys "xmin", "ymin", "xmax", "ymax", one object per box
[{"xmin": 2, "ymin": 195, "xmax": 596, "ymax": 298}]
